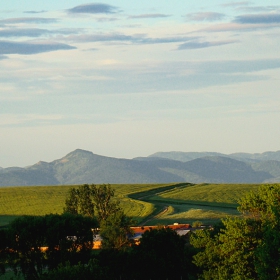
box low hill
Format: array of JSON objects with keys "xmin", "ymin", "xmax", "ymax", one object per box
[{"xmin": 0, "ymin": 149, "xmax": 278, "ymax": 186}]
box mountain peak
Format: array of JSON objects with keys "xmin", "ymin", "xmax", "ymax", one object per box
[
  {"xmin": 61, "ymin": 149, "xmax": 95, "ymax": 160},
  {"xmin": 68, "ymin": 149, "xmax": 93, "ymax": 155},
  {"xmin": 0, "ymin": 149, "xmax": 279, "ymax": 186}
]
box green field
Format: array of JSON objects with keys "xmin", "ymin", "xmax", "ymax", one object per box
[
  {"xmin": 0, "ymin": 184, "xmax": 168, "ymax": 226},
  {"xmin": 0, "ymin": 183, "xmax": 277, "ymax": 227},
  {"xmin": 148, "ymin": 183, "xmax": 262, "ymax": 206}
]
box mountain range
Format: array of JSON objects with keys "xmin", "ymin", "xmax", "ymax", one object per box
[{"xmin": 0, "ymin": 149, "xmax": 279, "ymax": 186}]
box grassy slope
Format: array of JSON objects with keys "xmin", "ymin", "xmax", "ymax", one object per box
[
  {"xmin": 150, "ymin": 183, "xmax": 261, "ymax": 206},
  {"xmin": 0, "ymin": 184, "xmax": 169, "ymax": 226},
  {"xmin": 124, "ymin": 183, "xmax": 268, "ymax": 225},
  {"xmin": 1, "ymin": 183, "xmax": 278, "ymax": 227},
  {"xmin": 137, "ymin": 183, "xmax": 266, "ymax": 225}
]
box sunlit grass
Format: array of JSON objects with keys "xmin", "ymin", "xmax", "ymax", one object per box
[
  {"xmin": 0, "ymin": 184, "xmax": 166, "ymax": 226},
  {"xmin": 153, "ymin": 183, "xmax": 263, "ymax": 206},
  {"xmin": 145, "ymin": 204, "xmax": 239, "ymax": 226},
  {"xmin": 1, "ymin": 183, "xmax": 277, "ymax": 227},
  {"xmin": 0, "ymin": 185, "xmax": 73, "ymax": 217}
]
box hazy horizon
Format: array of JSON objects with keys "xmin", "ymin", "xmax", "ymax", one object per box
[{"xmin": 1, "ymin": 148, "xmax": 280, "ymax": 168}]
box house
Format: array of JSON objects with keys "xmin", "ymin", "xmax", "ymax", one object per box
[
  {"xmin": 130, "ymin": 223, "xmax": 192, "ymax": 243},
  {"xmin": 92, "ymin": 223, "xmax": 192, "ymax": 249}
]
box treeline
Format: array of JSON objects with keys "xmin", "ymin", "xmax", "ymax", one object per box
[
  {"xmin": 190, "ymin": 184, "xmax": 280, "ymax": 279},
  {"xmin": 0, "ymin": 213, "xmax": 97, "ymax": 278},
  {"xmin": 0, "ymin": 216, "xmax": 198, "ymax": 279},
  {"xmin": 1, "ymin": 184, "xmax": 280, "ymax": 279}
]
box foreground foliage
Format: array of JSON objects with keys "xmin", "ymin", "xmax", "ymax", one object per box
[
  {"xmin": 39, "ymin": 260, "xmax": 106, "ymax": 280},
  {"xmin": 190, "ymin": 184, "xmax": 280, "ymax": 279},
  {"xmin": 1, "ymin": 217, "xmax": 197, "ymax": 280},
  {"xmin": 2, "ymin": 184, "xmax": 280, "ymax": 279},
  {"xmin": 100, "ymin": 210, "xmax": 134, "ymax": 250},
  {"xmin": 4, "ymin": 214, "xmax": 97, "ymax": 279},
  {"xmin": 96, "ymin": 227, "xmax": 198, "ymax": 280},
  {"xmin": 64, "ymin": 184, "xmax": 134, "ymax": 251}
]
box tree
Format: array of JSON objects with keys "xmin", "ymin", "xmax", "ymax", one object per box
[
  {"xmin": 0, "ymin": 228, "xmax": 11, "ymax": 276},
  {"xmin": 239, "ymin": 185, "xmax": 280, "ymax": 279},
  {"xmin": 64, "ymin": 185, "xmax": 94, "ymax": 218},
  {"xmin": 79, "ymin": 184, "xmax": 95, "ymax": 217},
  {"xmin": 39, "ymin": 259, "xmax": 107, "ymax": 280},
  {"xmin": 64, "ymin": 188, "xmax": 79, "ymax": 215},
  {"xmin": 43, "ymin": 213, "xmax": 97, "ymax": 269},
  {"xmin": 99, "ymin": 210, "xmax": 134, "ymax": 251},
  {"xmin": 63, "ymin": 184, "xmax": 120, "ymax": 223},
  {"xmin": 190, "ymin": 184, "xmax": 280, "ymax": 280},
  {"xmin": 91, "ymin": 184, "xmax": 120, "ymax": 222},
  {"xmin": 192, "ymin": 218, "xmax": 262, "ymax": 279},
  {"xmin": 7, "ymin": 214, "xmax": 97, "ymax": 279},
  {"xmin": 64, "ymin": 184, "xmax": 133, "ymax": 252},
  {"xmin": 8, "ymin": 215, "xmax": 47, "ymax": 279},
  {"xmin": 131, "ymin": 227, "xmax": 192, "ymax": 280}
]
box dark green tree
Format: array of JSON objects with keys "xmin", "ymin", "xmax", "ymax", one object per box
[
  {"xmin": 64, "ymin": 185, "xmax": 94, "ymax": 218},
  {"xmin": 99, "ymin": 210, "xmax": 134, "ymax": 251},
  {"xmin": 132, "ymin": 227, "xmax": 192, "ymax": 280},
  {"xmin": 79, "ymin": 184, "xmax": 95, "ymax": 217},
  {"xmin": 191, "ymin": 184, "xmax": 280, "ymax": 280},
  {"xmin": 63, "ymin": 184, "xmax": 120, "ymax": 223},
  {"xmin": 39, "ymin": 259, "xmax": 107, "ymax": 280},
  {"xmin": 43, "ymin": 213, "xmax": 97, "ymax": 269},
  {"xmin": 64, "ymin": 188, "xmax": 79, "ymax": 215},
  {"xmin": 0, "ymin": 228, "xmax": 10, "ymax": 276},
  {"xmin": 7, "ymin": 214, "xmax": 97, "ymax": 279},
  {"xmin": 8, "ymin": 215, "xmax": 47, "ymax": 279},
  {"xmin": 240, "ymin": 185, "xmax": 280, "ymax": 279},
  {"xmin": 91, "ymin": 184, "xmax": 120, "ymax": 222},
  {"xmin": 64, "ymin": 184, "xmax": 132, "ymax": 252}
]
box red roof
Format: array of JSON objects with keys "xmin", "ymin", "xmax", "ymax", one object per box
[{"xmin": 131, "ymin": 224, "xmax": 191, "ymax": 234}]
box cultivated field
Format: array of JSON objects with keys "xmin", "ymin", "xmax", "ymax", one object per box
[{"xmin": 0, "ymin": 183, "xmax": 277, "ymax": 227}]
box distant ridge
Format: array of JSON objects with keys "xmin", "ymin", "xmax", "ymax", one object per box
[
  {"xmin": 149, "ymin": 150, "xmax": 280, "ymax": 162},
  {"xmin": 0, "ymin": 149, "xmax": 279, "ymax": 187},
  {"xmin": 148, "ymin": 151, "xmax": 225, "ymax": 162}
]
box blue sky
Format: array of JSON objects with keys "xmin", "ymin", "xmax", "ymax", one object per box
[{"xmin": 1, "ymin": 0, "xmax": 280, "ymax": 167}]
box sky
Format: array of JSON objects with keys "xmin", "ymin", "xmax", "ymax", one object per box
[{"xmin": 1, "ymin": 0, "xmax": 280, "ymax": 167}]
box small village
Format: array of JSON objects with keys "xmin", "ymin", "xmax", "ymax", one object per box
[{"xmin": 92, "ymin": 223, "xmax": 208, "ymax": 249}]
